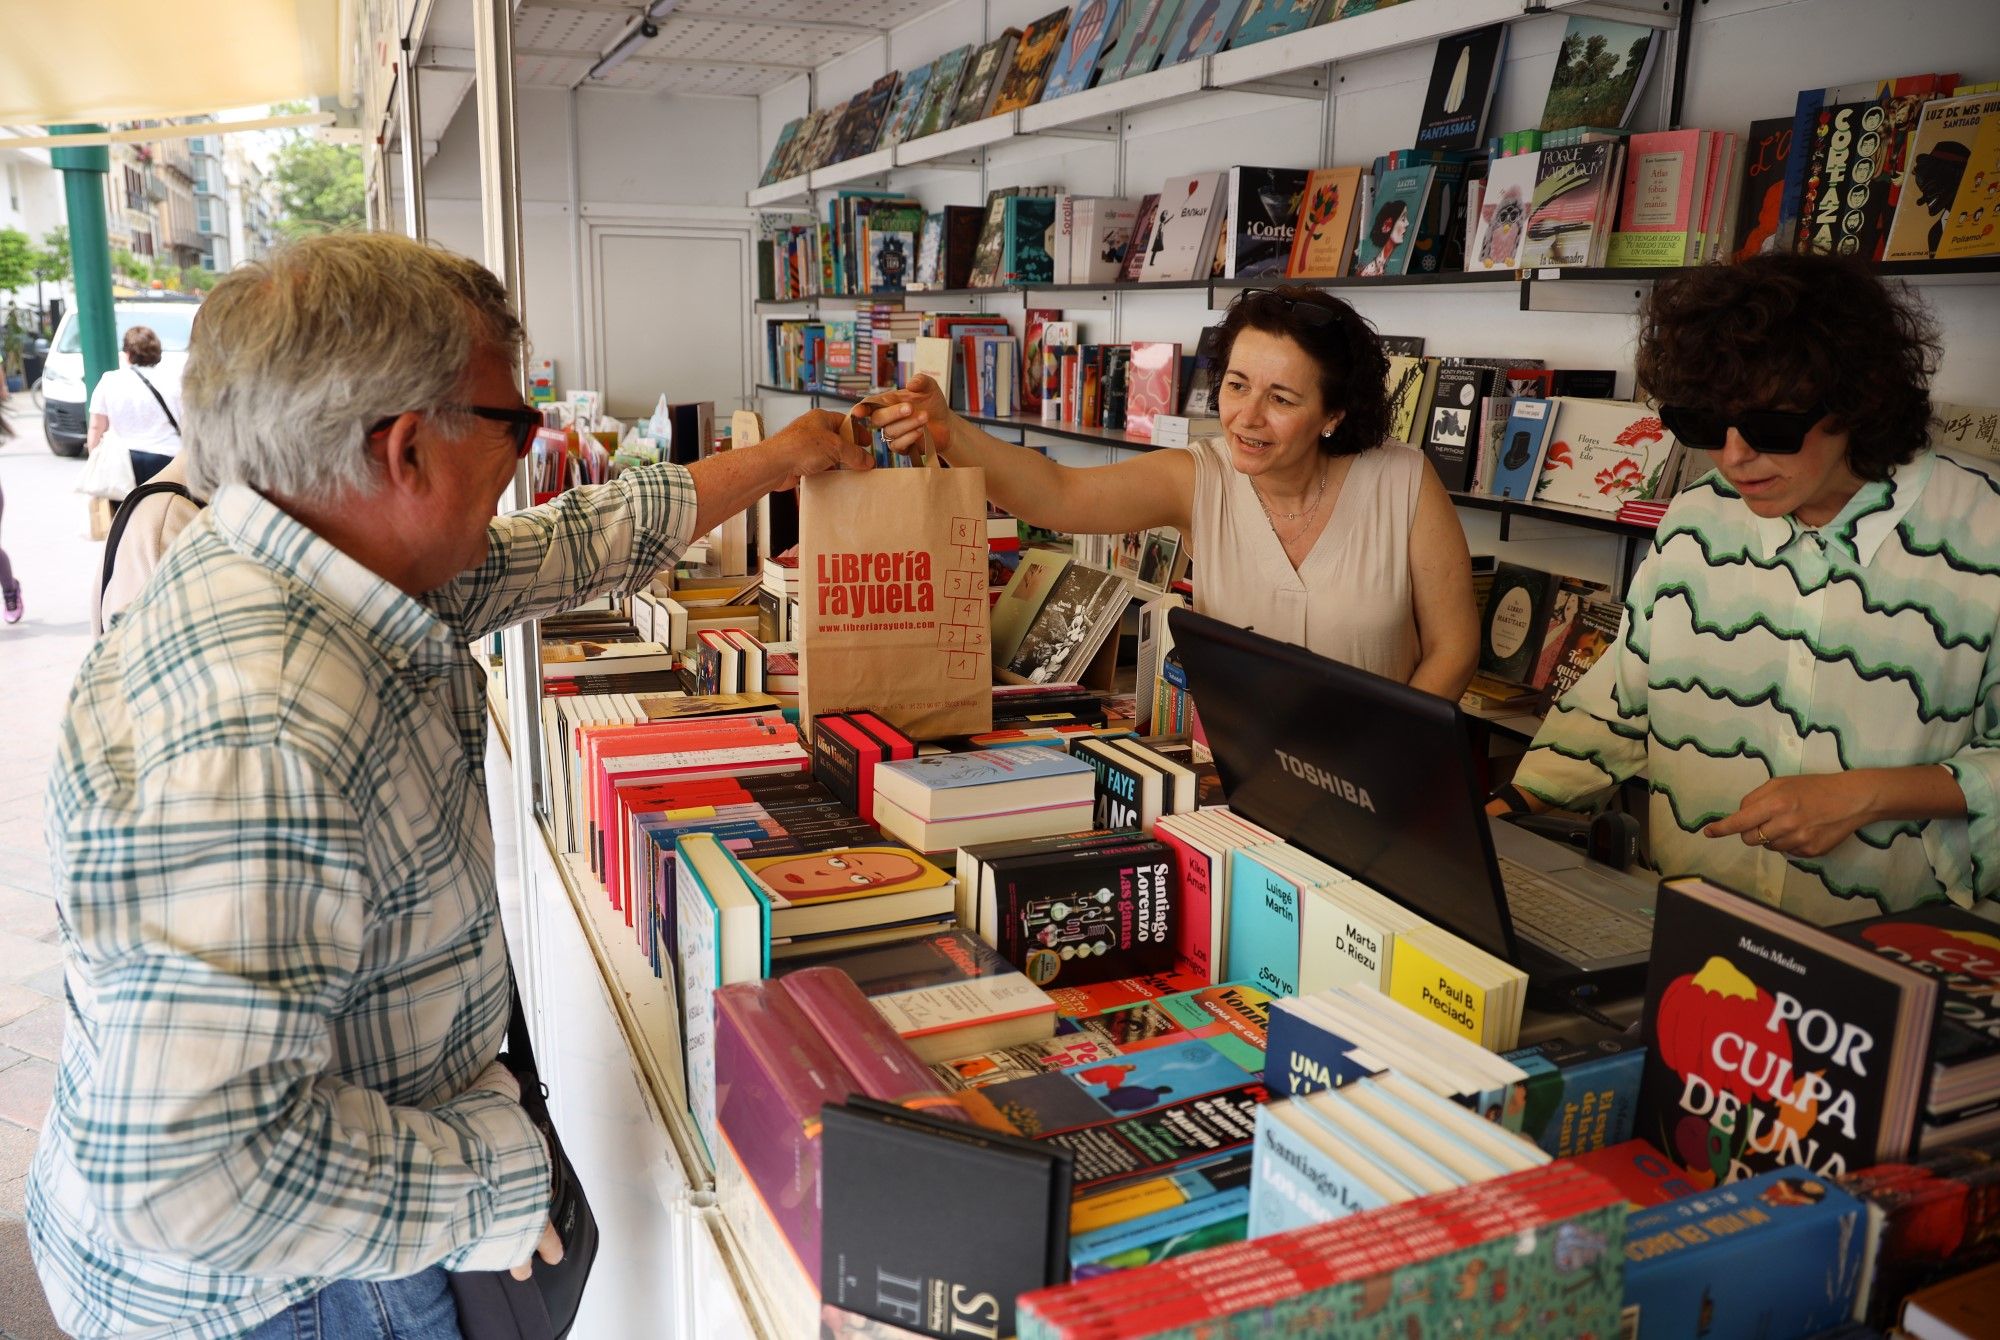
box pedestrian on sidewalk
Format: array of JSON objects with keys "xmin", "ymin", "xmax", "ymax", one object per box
[
  {"xmin": 84, "ymin": 325, "xmax": 183, "ymax": 486},
  {"xmin": 0, "ymin": 378, "xmax": 22, "ymax": 624}
]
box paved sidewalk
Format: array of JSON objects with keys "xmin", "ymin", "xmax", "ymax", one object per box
[{"xmin": 0, "ymin": 406, "xmax": 94, "ymax": 1340}]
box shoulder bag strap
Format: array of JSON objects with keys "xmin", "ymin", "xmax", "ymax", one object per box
[
  {"xmin": 99, "ymin": 480, "xmax": 199, "ymax": 606},
  {"xmin": 130, "ymin": 368, "xmax": 180, "ymax": 436},
  {"xmin": 506, "ymin": 965, "xmax": 538, "ymax": 1075}
]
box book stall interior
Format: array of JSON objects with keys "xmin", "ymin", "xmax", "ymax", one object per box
[{"xmin": 375, "ymin": 0, "xmax": 2000, "ymax": 1336}]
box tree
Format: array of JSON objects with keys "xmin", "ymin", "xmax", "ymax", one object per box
[
  {"xmin": 269, "ymin": 106, "xmax": 365, "ymax": 239},
  {"xmin": 0, "ymin": 228, "xmax": 34, "ymax": 295},
  {"xmin": 29, "ymin": 225, "xmax": 70, "ymax": 327}
]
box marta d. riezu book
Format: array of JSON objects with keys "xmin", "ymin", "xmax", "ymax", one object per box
[
  {"xmin": 1636, "ymin": 875, "xmax": 1939, "ymax": 1187},
  {"xmin": 822, "ymin": 1096, "xmax": 1071, "ymax": 1340}
]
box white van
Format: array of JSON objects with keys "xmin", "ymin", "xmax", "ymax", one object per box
[{"xmin": 40, "ymin": 295, "xmax": 200, "ymax": 457}]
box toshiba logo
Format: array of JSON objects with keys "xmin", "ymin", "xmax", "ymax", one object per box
[{"xmin": 1274, "ymin": 749, "xmax": 1376, "ymax": 813}]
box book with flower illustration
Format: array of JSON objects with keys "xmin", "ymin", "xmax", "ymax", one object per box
[
  {"xmin": 1529, "ymin": 397, "xmax": 1677, "ymax": 514},
  {"xmin": 1285, "ymin": 166, "xmax": 1364, "ymax": 278}
]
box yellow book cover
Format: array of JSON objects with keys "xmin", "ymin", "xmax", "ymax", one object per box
[
  {"xmin": 1387, "ymin": 933, "xmax": 1489, "ymax": 1046},
  {"xmin": 1935, "ymin": 108, "xmax": 2000, "ymax": 259}
]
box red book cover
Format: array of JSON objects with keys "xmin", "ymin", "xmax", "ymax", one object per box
[
  {"xmin": 1149, "ymin": 824, "xmax": 1212, "ymax": 982},
  {"xmin": 585, "ymin": 714, "xmax": 796, "ymax": 885},
  {"xmin": 1022, "ymin": 307, "xmax": 1060, "ymax": 414},
  {"xmin": 1566, "ymin": 1137, "xmax": 1704, "ymax": 1208},
  {"xmin": 1123, "ymin": 342, "xmax": 1181, "ymax": 443},
  {"xmin": 779, "ymin": 966, "xmax": 968, "ymax": 1120},
  {"xmin": 714, "ymin": 980, "xmax": 862, "ymax": 1273},
  {"xmin": 1044, "ymin": 967, "xmax": 1211, "ymax": 1020},
  {"xmin": 817, "ymin": 714, "xmax": 892, "ymax": 823}
]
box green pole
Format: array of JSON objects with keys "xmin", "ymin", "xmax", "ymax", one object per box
[{"xmin": 49, "ymin": 126, "xmax": 118, "ymax": 400}]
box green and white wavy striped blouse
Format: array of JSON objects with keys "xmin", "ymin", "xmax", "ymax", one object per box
[{"xmin": 1513, "ymin": 450, "xmax": 2000, "ymax": 925}]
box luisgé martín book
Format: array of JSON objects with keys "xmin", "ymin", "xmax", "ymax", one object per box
[{"xmin": 1636, "ymin": 875, "xmax": 1939, "ymax": 1185}]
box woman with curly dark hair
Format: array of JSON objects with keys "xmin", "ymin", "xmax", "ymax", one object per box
[
  {"xmin": 1494, "ymin": 253, "xmax": 2000, "ymax": 925},
  {"xmin": 856, "ymin": 285, "xmax": 1479, "ymax": 696}
]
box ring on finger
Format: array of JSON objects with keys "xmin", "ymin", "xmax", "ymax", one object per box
[{"xmin": 1754, "ymin": 824, "xmax": 1768, "ymax": 845}]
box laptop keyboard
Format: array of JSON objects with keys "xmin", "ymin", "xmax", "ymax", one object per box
[{"xmin": 1497, "ymin": 857, "xmax": 1654, "ymax": 959}]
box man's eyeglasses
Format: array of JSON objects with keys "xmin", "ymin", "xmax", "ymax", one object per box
[
  {"xmin": 368, "ymin": 405, "xmax": 544, "ymax": 459},
  {"xmin": 1657, "ymin": 404, "xmax": 1829, "ymax": 456},
  {"xmin": 1237, "ymin": 288, "xmax": 1341, "ymax": 328}
]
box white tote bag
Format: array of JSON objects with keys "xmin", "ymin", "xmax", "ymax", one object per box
[{"xmin": 77, "ymin": 445, "xmax": 135, "ymax": 502}]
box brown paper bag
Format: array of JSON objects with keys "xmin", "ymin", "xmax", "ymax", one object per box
[{"xmin": 797, "ymin": 433, "xmax": 993, "ymax": 740}]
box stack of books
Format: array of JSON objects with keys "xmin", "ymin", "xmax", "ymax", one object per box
[
  {"xmin": 1248, "ymin": 1070, "xmax": 1552, "ymax": 1235},
  {"xmin": 1834, "ymin": 902, "xmax": 2000, "ymax": 1150},
  {"xmin": 1015, "ymin": 1162, "xmax": 1628, "ymax": 1339},
  {"xmin": 871, "ymin": 746, "xmax": 1096, "ymax": 855},
  {"xmin": 1228, "ymin": 840, "xmax": 1529, "ymax": 1051},
  {"xmin": 1263, "ymin": 986, "xmax": 1531, "ymax": 1122},
  {"xmin": 1068, "ymin": 735, "xmax": 1197, "ymax": 834},
  {"xmin": 1842, "ymin": 1141, "xmax": 2000, "ymax": 1328},
  {"xmin": 1154, "ymin": 809, "xmax": 1280, "ymax": 985}
]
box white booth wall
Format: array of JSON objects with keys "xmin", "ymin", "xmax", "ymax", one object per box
[{"xmin": 420, "ymin": 84, "xmax": 767, "ymax": 421}]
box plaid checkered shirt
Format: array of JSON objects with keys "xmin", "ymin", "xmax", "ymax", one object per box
[{"xmin": 28, "ymin": 463, "xmax": 697, "ymax": 1339}]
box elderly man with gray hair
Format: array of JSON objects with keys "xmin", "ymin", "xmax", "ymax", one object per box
[{"xmin": 27, "ymin": 233, "xmax": 868, "ymax": 1340}]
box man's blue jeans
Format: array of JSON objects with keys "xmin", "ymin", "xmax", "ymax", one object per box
[{"xmin": 240, "ymin": 1268, "xmax": 462, "ymax": 1340}]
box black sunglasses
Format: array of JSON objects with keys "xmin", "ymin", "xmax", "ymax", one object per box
[
  {"xmin": 1658, "ymin": 404, "xmax": 1829, "ymax": 456},
  {"xmin": 1238, "ymin": 288, "xmax": 1341, "ymax": 327},
  {"xmin": 368, "ymin": 405, "xmax": 543, "ymax": 459}
]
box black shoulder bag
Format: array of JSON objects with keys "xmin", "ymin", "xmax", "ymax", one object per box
[{"xmin": 448, "ymin": 977, "xmax": 600, "ymax": 1339}]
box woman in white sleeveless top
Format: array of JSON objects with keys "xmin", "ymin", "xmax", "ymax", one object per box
[{"xmin": 855, "ymin": 286, "xmax": 1478, "ymax": 697}]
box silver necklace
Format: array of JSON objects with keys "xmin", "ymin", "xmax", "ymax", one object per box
[{"xmin": 1251, "ymin": 460, "xmax": 1330, "ymax": 523}]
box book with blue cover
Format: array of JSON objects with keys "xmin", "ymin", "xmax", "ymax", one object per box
[
  {"xmin": 959, "ymin": 1035, "xmax": 1257, "ymax": 1137},
  {"xmin": 1263, "ymin": 995, "xmax": 1387, "ymax": 1098},
  {"xmin": 1226, "ymin": 0, "xmax": 1330, "ymax": 50},
  {"xmin": 1488, "ymin": 397, "xmax": 1554, "ymax": 500},
  {"xmin": 873, "ymin": 746, "xmax": 1096, "ymax": 823},
  {"xmin": 1504, "ymin": 1034, "xmax": 1644, "ymax": 1158},
  {"xmin": 1352, "ymin": 165, "xmax": 1433, "ymax": 276},
  {"xmin": 1622, "ymin": 1166, "xmax": 1867, "ymax": 1339},
  {"xmin": 1224, "ymin": 844, "xmax": 1302, "ymax": 999},
  {"xmin": 1041, "ymin": 0, "xmax": 1127, "ymax": 102}
]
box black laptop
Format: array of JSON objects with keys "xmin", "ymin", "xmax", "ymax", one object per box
[{"xmin": 1169, "ymin": 608, "xmax": 1656, "ymax": 992}]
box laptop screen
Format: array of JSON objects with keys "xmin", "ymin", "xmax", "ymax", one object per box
[{"xmin": 1168, "ymin": 608, "xmax": 1517, "ymax": 960}]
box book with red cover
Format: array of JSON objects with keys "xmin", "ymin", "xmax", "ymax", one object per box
[
  {"xmin": 1565, "ymin": 1137, "xmax": 1703, "ymax": 1208},
  {"xmin": 587, "ymin": 716, "xmax": 802, "ymax": 891},
  {"xmin": 1843, "ymin": 1143, "xmax": 2000, "ymax": 1326},
  {"xmin": 1044, "ymin": 966, "xmax": 1211, "ymax": 1020},
  {"xmin": 715, "ymin": 980, "xmax": 863, "ymax": 1272},
  {"xmin": 1123, "ymin": 341, "xmax": 1181, "ymax": 443},
  {"xmin": 1022, "ymin": 307, "xmax": 1061, "ymax": 414},
  {"xmin": 810, "ymin": 712, "xmax": 901, "ymax": 824},
  {"xmin": 779, "ymin": 966, "xmax": 968, "ymax": 1120}
]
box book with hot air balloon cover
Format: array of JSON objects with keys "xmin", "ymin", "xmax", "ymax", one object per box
[{"xmin": 1635, "ymin": 876, "xmax": 1939, "ymax": 1189}]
